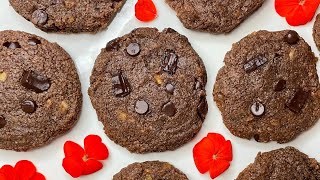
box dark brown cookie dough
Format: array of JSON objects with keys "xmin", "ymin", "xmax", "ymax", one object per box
[
  {"xmin": 237, "ymin": 147, "xmax": 320, "ymax": 180},
  {"xmin": 113, "ymin": 161, "xmax": 189, "ymax": 180},
  {"xmin": 89, "ymin": 27, "xmax": 208, "ymax": 153},
  {"xmin": 165, "ymin": 0, "xmax": 265, "ymax": 34},
  {"xmin": 313, "ymin": 14, "xmax": 320, "ymax": 50},
  {"xmin": 0, "ymin": 30, "xmax": 82, "ymax": 151},
  {"xmin": 9, "ymin": 0, "xmax": 126, "ymax": 33},
  {"xmin": 214, "ymin": 30, "xmax": 320, "ymax": 143}
]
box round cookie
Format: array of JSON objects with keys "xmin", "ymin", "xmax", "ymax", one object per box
[
  {"xmin": 0, "ymin": 30, "xmax": 82, "ymax": 151},
  {"xmin": 213, "ymin": 30, "xmax": 320, "ymax": 143},
  {"xmin": 313, "ymin": 14, "xmax": 320, "ymax": 50},
  {"xmin": 89, "ymin": 27, "xmax": 208, "ymax": 153},
  {"xmin": 113, "ymin": 161, "xmax": 188, "ymax": 180},
  {"xmin": 165, "ymin": 0, "xmax": 265, "ymax": 34},
  {"xmin": 9, "ymin": 0, "xmax": 126, "ymax": 33},
  {"xmin": 237, "ymin": 147, "xmax": 320, "ymax": 179}
]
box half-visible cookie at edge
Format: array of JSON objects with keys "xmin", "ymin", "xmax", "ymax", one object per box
[
  {"xmin": 113, "ymin": 161, "xmax": 189, "ymax": 180},
  {"xmin": 313, "ymin": 14, "xmax": 320, "ymax": 50},
  {"xmin": 9, "ymin": 0, "xmax": 126, "ymax": 33},
  {"xmin": 214, "ymin": 30, "xmax": 320, "ymax": 143},
  {"xmin": 165, "ymin": 0, "xmax": 265, "ymax": 34},
  {"xmin": 237, "ymin": 147, "xmax": 320, "ymax": 180},
  {"xmin": 89, "ymin": 27, "xmax": 208, "ymax": 153},
  {"xmin": 0, "ymin": 30, "xmax": 82, "ymax": 151}
]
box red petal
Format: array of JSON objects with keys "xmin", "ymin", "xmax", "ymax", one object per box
[
  {"xmin": 83, "ymin": 160, "xmax": 103, "ymax": 175},
  {"xmin": 64, "ymin": 141, "xmax": 85, "ymax": 158},
  {"xmin": 216, "ymin": 140, "xmax": 233, "ymax": 161},
  {"xmin": 62, "ymin": 156, "xmax": 85, "ymax": 178},
  {"xmin": 135, "ymin": 0, "xmax": 157, "ymax": 22},
  {"xmin": 207, "ymin": 133, "xmax": 227, "ymax": 154},
  {"xmin": 14, "ymin": 160, "xmax": 36, "ymax": 180},
  {"xmin": 275, "ymin": 0, "xmax": 299, "ymax": 17},
  {"xmin": 209, "ymin": 160, "xmax": 230, "ymax": 179},
  {"xmin": 31, "ymin": 173, "xmax": 46, "ymax": 180},
  {"xmin": 84, "ymin": 135, "xmax": 109, "ymax": 160},
  {"xmin": 0, "ymin": 165, "xmax": 17, "ymax": 180},
  {"xmin": 193, "ymin": 138, "xmax": 215, "ymax": 174}
]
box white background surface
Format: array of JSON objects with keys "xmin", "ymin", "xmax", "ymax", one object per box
[{"xmin": 0, "ymin": 0, "xmax": 320, "ymax": 179}]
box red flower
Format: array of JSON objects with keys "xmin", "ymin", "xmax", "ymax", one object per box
[
  {"xmin": 193, "ymin": 133, "xmax": 232, "ymax": 179},
  {"xmin": 275, "ymin": 0, "xmax": 320, "ymax": 26},
  {"xmin": 135, "ymin": 0, "xmax": 157, "ymax": 22},
  {"xmin": 62, "ymin": 135, "xmax": 109, "ymax": 178},
  {"xmin": 0, "ymin": 160, "xmax": 45, "ymax": 180}
]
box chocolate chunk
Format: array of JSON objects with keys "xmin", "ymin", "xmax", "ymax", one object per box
[
  {"xmin": 106, "ymin": 39, "xmax": 120, "ymax": 51},
  {"xmin": 162, "ymin": 102, "xmax": 177, "ymax": 117},
  {"xmin": 21, "ymin": 100, "xmax": 37, "ymax": 113},
  {"xmin": 253, "ymin": 134, "xmax": 260, "ymax": 142},
  {"xmin": 135, "ymin": 100, "xmax": 149, "ymax": 115},
  {"xmin": 287, "ymin": 89, "xmax": 310, "ymax": 113},
  {"xmin": 3, "ymin": 42, "xmax": 21, "ymax": 49},
  {"xmin": 126, "ymin": 43, "xmax": 140, "ymax": 56},
  {"xmin": 197, "ymin": 97, "xmax": 208, "ymax": 120},
  {"xmin": 274, "ymin": 79, "xmax": 286, "ymax": 91},
  {"xmin": 0, "ymin": 116, "xmax": 6, "ymax": 128},
  {"xmin": 21, "ymin": 70, "xmax": 51, "ymax": 93},
  {"xmin": 165, "ymin": 83, "xmax": 175, "ymax": 94},
  {"xmin": 284, "ymin": 30, "xmax": 300, "ymax": 45},
  {"xmin": 161, "ymin": 50, "xmax": 178, "ymax": 75},
  {"xmin": 31, "ymin": 10, "xmax": 48, "ymax": 25},
  {"xmin": 250, "ymin": 102, "xmax": 265, "ymax": 117},
  {"xmin": 112, "ymin": 72, "xmax": 131, "ymax": 97},
  {"xmin": 243, "ymin": 55, "xmax": 268, "ymax": 73},
  {"xmin": 28, "ymin": 38, "xmax": 41, "ymax": 46}
]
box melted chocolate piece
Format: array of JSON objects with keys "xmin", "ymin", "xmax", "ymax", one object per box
[
  {"xmin": 287, "ymin": 89, "xmax": 310, "ymax": 113},
  {"xmin": 197, "ymin": 97, "xmax": 208, "ymax": 120},
  {"xmin": 106, "ymin": 39, "xmax": 120, "ymax": 51},
  {"xmin": 3, "ymin": 42, "xmax": 21, "ymax": 49},
  {"xmin": 135, "ymin": 100, "xmax": 149, "ymax": 115},
  {"xmin": 21, "ymin": 100, "xmax": 37, "ymax": 113},
  {"xmin": 28, "ymin": 38, "xmax": 41, "ymax": 46},
  {"xmin": 162, "ymin": 102, "xmax": 177, "ymax": 117},
  {"xmin": 165, "ymin": 83, "xmax": 175, "ymax": 94},
  {"xmin": 274, "ymin": 79, "xmax": 286, "ymax": 92},
  {"xmin": 21, "ymin": 70, "xmax": 51, "ymax": 93},
  {"xmin": 250, "ymin": 102, "xmax": 265, "ymax": 117},
  {"xmin": 112, "ymin": 72, "xmax": 131, "ymax": 97},
  {"xmin": 284, "ymin": 30, "xmax": 299, "ymax": 45},
  {"xmin": 126, "ymin": 43, "xmax": 140, "ymax": 56},
  {"xmin": 243, "ymin": 55, "xmax": 268, "ymax": 73},
  {"xmin": 0, "ymin": 115, "xmax": 6, "ymax": 128},
  {"xmin": 31, "ymin": 10, "xmax": 48, "ymax": 25},
  {"xmin": 161, "ymin": 50, "xmax": 178, "ymax": 75}
]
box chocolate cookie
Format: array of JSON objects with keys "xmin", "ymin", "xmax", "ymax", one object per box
[
  {"xmin": 9, "ymin": 0, "xmax": 126, "ymax": 33},
  {"xmin": 237, "ymin": 147, "xmax": 320, "ymax": 179},
  {"xmin": 313, "ymin": 14, "xmax": 320, "ymax": 50},
  {"xmin": 165, "ymin": 0, "xmax": 265, "ymax": 34},
  {"xmin": 88, "ymin": 27, "xmax": 208, "ymax": 153},
  {"xmin": 214, "ymin": 30, "xmax": 320, "ymax": 143},
  {"xmin": 0, "ymin": 30, "xmax": 82, "ymax": 151},
  {"xmin": 113, "ymin": 161, "xmax": 188, "ymax": 180}
]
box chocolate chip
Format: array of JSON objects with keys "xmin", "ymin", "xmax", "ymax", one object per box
[
  {"xmin": 161, "ymin": 50, "xmax": 178, "ymax": 75},
  {"xmin": 21, "ymin": 100, "xmax": 37, "ymax": 113},
  {"xmin": 243, "ymin": 55, "xmax": 268, "ymax": 73},
  {"xmin": 253, "ymin": 134, "xmax": 260, "ymax": 142},
  {"xmin": 274, "ymin": 79, "xmax": 286, "ymax": 91},
  {"xmin": 3, "ymin": 42, "xmax": 21, "ymax": 49},
  {"xmin": 126, "ymin": 43, "xmax": 140, "ymax": 56},
  {"xmin": 0, "ymin": 115, "xmax": 6, "ymax": 128},
  {"xmin": 31, "ymin": 10, "xmax": 48, "ymax": 25},
  {"xmin": 112, "ymin": 72, "xmax": 131, "ymax": 97},
  {"xmin": 106, "ymin": 39, "xmax": 120, "ymax": 51},
  {"xmin": 286, "ymin": 89, "xmax": 310, "ymax": 113},
  {"xmin": 135, "ymin": 100, "xmax": 149, "ymax": 115},
  {"xmin": 250, "ymin": 102, "xmax": 265, "ymax": 117},
  {"xmin": 28, "ymin": 38, "xmax": 41, "ymax": 46},
  {"xmin": 165, "ymin": 83, "xmax": 175, "ymax": 94},
  {"xmin": 284, "ymin": 30, "xmax": 299, "ymax": 45},
  {"xmin": 197, "ymin": 97, "xmax": 208, "ymax": 120},
  {"xmin": 21, "ymin": 70, "xmax": 51, "ymax": 93},
  {"xmin": 162, "ymin": 102, "xmax": 177, "ymax": 117}
]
